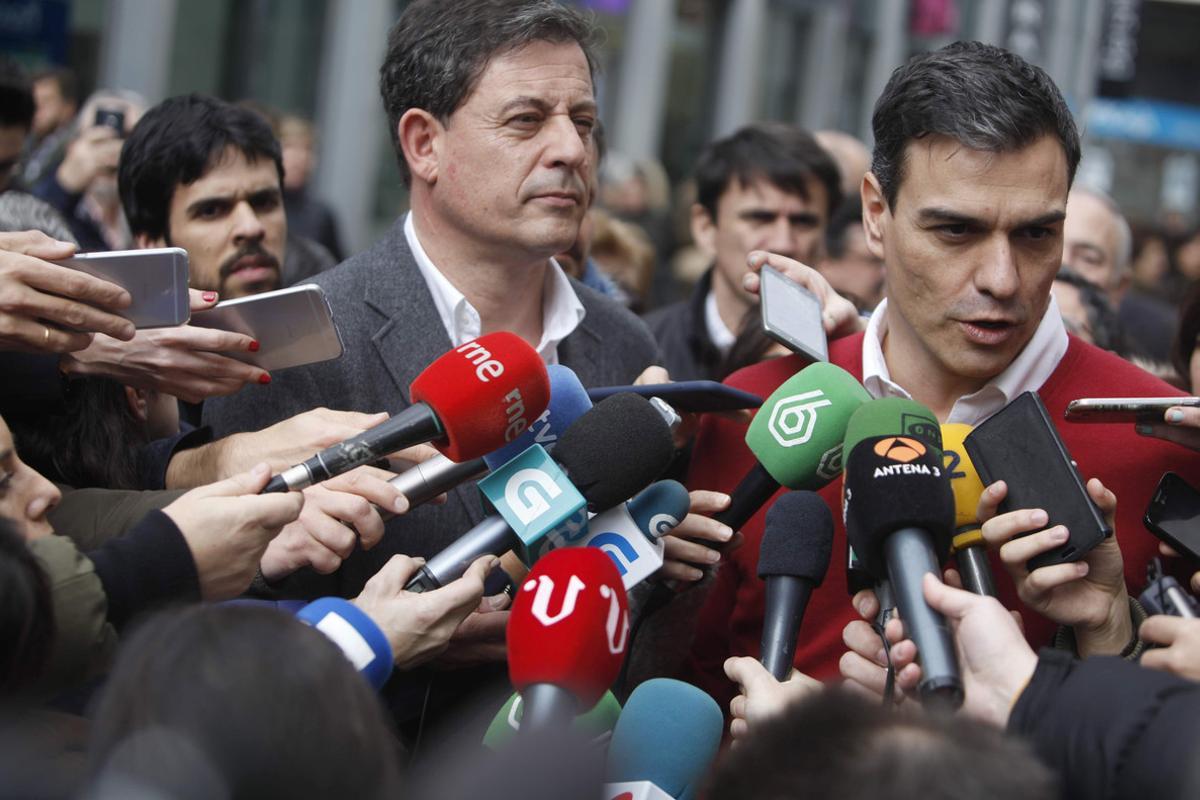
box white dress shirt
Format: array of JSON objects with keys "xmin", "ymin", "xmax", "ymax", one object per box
[
  {"xmin": 405, "ymin": 213, "xmax": 585, "ymax": 364},
  {"xmin": 704, "ymin": 290, "xmax": 737, "ymax": 355},
  {"xmin": 861, "ymin": 294, "xmax": 1069, "ymax": 425}
]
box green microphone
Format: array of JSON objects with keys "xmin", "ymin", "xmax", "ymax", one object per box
[
  {"xmin": 483, "ymin": 690, "xmax": 622, "ymax": 750},
  {"xmin": 721, "ymin": 362, "xmax": 870, "ymax": 532}
]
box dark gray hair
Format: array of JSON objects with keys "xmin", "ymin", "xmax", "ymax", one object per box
[
  {"xmin": 871, "ymin": 41, "xmax": 1080, "ymax": 208},
  {"xmin": 379, "ymin": 0, "xmax": 599, "ymax": 185}
]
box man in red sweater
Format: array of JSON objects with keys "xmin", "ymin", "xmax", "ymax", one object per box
[{"xmin": 680, "ymin": 42, "xmax": 1200, "ymax": 713}]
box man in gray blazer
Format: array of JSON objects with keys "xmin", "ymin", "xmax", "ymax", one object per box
[{"xmin": 204, "ymin": 0, "xmax": 661, "ymax": 612}]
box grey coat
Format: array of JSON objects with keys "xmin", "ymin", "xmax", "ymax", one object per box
[{"xmin": 204, "ymin": 218, "xmax": 660, "ymax": 598}]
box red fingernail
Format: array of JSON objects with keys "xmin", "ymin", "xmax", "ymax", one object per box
[
  {"xmin": 258, "ymin": 373, "xmax": 271, "ymax": 384},
  {"xmin": 202, "ymin": 291, "xmax": 218, "ymax": 303},
  {"xmin": 248, "ymin": 340, "xmax": 260, "ymax": 352}
]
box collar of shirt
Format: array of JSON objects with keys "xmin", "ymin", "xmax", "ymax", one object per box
[
  {"xmin": 861, "ymin": 294, "xmax": 1069, "ymax": 425},
  {"xmin": 704, "ymin": 288, "xmax": 737, "ymax": 354},
  {"xmin": 404, "ymin": 212, "xmax": 585, "ymax": 364}
]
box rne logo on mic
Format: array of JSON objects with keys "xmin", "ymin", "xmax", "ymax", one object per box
[
  {"xmin": 767, "ymin": 390, "xmax": 832, "ymax": 448},
  {"xmin": 873, "ymin": 436, "xmax": 926, "ymax": 463},
  {"xmin": 455, "ymin": 339, "xmax": 506, "ymax": 383}
]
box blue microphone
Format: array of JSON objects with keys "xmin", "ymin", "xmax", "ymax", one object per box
[
  {"xmin": 295, "ymin": 598, "xmax": 393, "ymax": 690},
  {"xmin": 605, "ymin": 678, "xmax": 723, "ymax": 800}
]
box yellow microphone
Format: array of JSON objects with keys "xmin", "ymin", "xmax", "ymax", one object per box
[{"xmin": 941, "ymin": 424, "xmax": 996, "ymax": 597}]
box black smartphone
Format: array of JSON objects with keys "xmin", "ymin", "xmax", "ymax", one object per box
[
  {"xmin": 586, "ymin": 381, "xmax": 762, "ymax": 413},
  {"xmin": 1065, "ymin": 397, "xmax": 1200, "ymax": 424},
  {"xmin": 1144, "ymin": 472, "xmax": 1200, "ymax": 562},
  {"xmin": 94, "ymin": 107, "xmax": 126, "ymax": 136},
  {"xmin": 964, "ymin": 391, "xmax": 1111, "ymax": 571}
]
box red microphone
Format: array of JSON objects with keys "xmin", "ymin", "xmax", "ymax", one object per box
[
  {"xmin": 508, "ymin": 548, "xmax": 629, "ymax": 731},
  {"xmin": 263, "ymin": 332, "xmax": 550, "ymax": 492}
]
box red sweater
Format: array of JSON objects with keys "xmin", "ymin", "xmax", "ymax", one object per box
[{"xmin": 683, "ymin": 333, "xmax": 1200, "ymax": 711}]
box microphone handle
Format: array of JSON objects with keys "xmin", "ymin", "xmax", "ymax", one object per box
[
  {"xmin": 519, "ymin": 683, "xmax": 579, "ymax": 732},
  {"xmin": 262, "ymin": 403, "xmax": 443, "ymax": 494},
  {"xmin": 760, "ymin": 575, "xmax": 814, "ymax": 680},
  {"xmin": 955, "ymin": 545, "xmax": 997, "ymax": 598},
  {"xmin": 380, "ymin": 455, "xmax": 488, "ymax": 519},
  {"xmin": 403, "ymin": 514, "xmax": 514, "ymax": 593},
  {"xmin": 884, "ymin": 526, "xmax": 963, "ymax": 711},
  {"xmin": 715, "ymin": 462, "xmax": 780, "ymax": 536}
]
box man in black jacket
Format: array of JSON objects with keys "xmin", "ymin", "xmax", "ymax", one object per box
[{"xmin": 643, "ymin": 124, "xmax": 841, "ymax": 381}]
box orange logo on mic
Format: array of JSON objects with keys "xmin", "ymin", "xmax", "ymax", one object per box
[{"xmin": 873, "ymin": 436, "xmax": 927, "ymax": 463}]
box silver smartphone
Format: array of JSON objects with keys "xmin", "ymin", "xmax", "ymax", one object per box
[
  {"xmin": 760, "ymin": 264, "xmax": 829, "ymax": 362},
  {"xmin": 57, "ymin": 247, "xmax": 190, "ymax": 329},
  {"xmin": 1065, "ymin": 396, "xmax": 1200, "ymax": 423},
  {"xmin": 190, "ymin": 284, "xmax": 344, "ymax": 371}
]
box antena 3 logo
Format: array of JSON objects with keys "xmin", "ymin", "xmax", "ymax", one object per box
[
  {"xmin": 871, "ymin": 437, "xmax": 941, "ymax": 478},
  {"xmin": 767, "ymin": 390, "xmax": 833, "ymax": 448}
]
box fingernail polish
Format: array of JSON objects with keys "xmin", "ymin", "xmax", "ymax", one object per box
[
  {"xmin": 248, "ymin": 340, "xmax": 261, "ymax": 352},
  {"xmin": 1136, "ymin": 423, "xmax": 1152, "ymax": 435},
  {"xmin": 1168, "ymin": 409, "xmax": 1184, "ymax": 424},
  {"xmin": 202, "ymin": 291, "xmax": 218, "ymax": 303},
  {"xmin": 258, "ymin": 373, "xmax": 271, "ymax": 385}
]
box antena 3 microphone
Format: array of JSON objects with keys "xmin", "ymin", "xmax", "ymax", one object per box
[
  {"xmin": 758, "ymin": 491, "xmax": 834, "ymax": 680},
  {"xmin": 263, "ymin": 332, "xmax": 550, "ymax": 493},
  {"xmin": 721, "ymin": 362, "xmax": 870, "ymax": 532},
  {"xmin": 941, "ymin": 423, "xmax": 996, "ymax": 597},
  {"xmin": 508, "ymin": 548, "xmax": 629, "ymax": 732},
  {"xmin": 605, "ymin": 678, "xmax": 723, "ymax": 800},
  {"xmin": 842, "ymin": 399, "xmax": 961, "ymax": 710}
]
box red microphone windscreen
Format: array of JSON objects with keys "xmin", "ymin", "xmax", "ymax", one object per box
[
  {"xmin": 507, "ymin": 548, "xmax": 629, "ymax": 709},
  {"xmin": 409, "ymin": 332, "xmax": 551, "ymax": 462}
]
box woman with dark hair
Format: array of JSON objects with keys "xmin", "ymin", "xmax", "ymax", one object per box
[
  {"xmin": 88, "ymin": 604, "xmax": 403, "ymax": 800},
  {"xmin": 0, "ymin": 516, "xmax": 54, "ymax": 695}
]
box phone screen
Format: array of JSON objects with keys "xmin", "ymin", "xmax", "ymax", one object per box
[
  {"xmin": 1146, "ymin": 472, "xmax": 1200, "ymax": 561},
  {"xmin": 760, "ymin": 265, "xmax": 828, "ymax": 363}
]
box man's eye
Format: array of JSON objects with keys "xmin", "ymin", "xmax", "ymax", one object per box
[
  {"xmin": 936, "ymin": 224, "xmax": 969, "ymax": 238},
  {"xmin": 510, "ymin": 114, "xmax": 540, "ymax": 126},
  {"xmin": 1024, "ymin": 226, "xmax": 1052, "ymax": 241},
  {"xmin": 196, "ymin": 203, "xmax": 225, "ymax": 219}
]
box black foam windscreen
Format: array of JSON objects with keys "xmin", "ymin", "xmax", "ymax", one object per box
[
  {"xmin": 758, "ymin": 490, "xmax": 834, "ymax": 584},
  {"xmin": 554, "ymin": 392, "xmax": 674, "ymax": 512},
  {"xmin": 843, "ymin": 435, "xmax": 954, "ymax": 580}
]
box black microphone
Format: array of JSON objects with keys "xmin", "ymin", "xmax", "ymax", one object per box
[
  {"xmin": 757, "ymin": 491, "xmax": 834, "ymax": 680},
  {"xmin": 842, "ymin": 417, "xmax": 961, "ymax": 710},
  {"xmin": 404, "ymin": 393, "xmax": 676, "ymax": 593}
]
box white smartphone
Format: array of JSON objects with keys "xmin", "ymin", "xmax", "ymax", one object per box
[
  {"xmin": 57, "ymin": 247, "xmax": 190, "ymax": 329},
  {"xmin": 1065, "ymin": 397, "xmax": 1200, "ymax": 423},
  {"xmin": 760, "ymin": 264, "xmax": 829, "ymax": 362},
  {"xmin": 190, "ymin": 284, "xmax": 344, "ymax": 371}
]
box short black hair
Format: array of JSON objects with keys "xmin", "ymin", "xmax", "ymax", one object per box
[
  {"xmin": 88, "ymin": 604, "xmax": 401, "ymax": 798},
  {"xmin": 118, "ymin": 93, "xmax": 283, "ymax": 241},
  {"xmin": 0, "ymin": 57, "xmax": 34, "ymax": 130},
  {"xmin": 871, "ymin": 41, "xmax": 1080, "ymax": 208},
  {"xmin": 706, "ymin": 690, "xmax": 1057, "ymax": 800},
  {"xmin": 694, "ymin": 123, "xmax": 843, "ymax": 222},
  {"xmin": 825, "ymin": 196, "xmax": 864, "ymax": 259},
  {"xmin": 379, "ymin": 0, "xmax": 599, "ymax": 185},
  {"xmin": 31, "ymin": 66, "xmax": 77, "ymax": 105}
]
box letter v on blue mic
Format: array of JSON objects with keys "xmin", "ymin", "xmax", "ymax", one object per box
[{"xmin": 842, "ymin": 398, "xmax": 961, "ymax": 710}]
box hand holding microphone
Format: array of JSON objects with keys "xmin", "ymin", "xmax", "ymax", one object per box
[
  {"xmin": 723, "ymin": 657, "xmax": 820, "ymax": 745},
  {"xmin": 263, "ymin": 332, "xmax": 551, "ymax": 493}
]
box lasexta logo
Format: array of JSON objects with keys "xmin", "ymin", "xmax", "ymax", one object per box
[{"xmin": 767, "ymin": 390, "xmax": 832, "ymax": 447}]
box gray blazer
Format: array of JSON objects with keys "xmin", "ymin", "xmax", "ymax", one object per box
[{"xmin": 203, "ymin": 218, "xmax": 661, "ymax": 597}]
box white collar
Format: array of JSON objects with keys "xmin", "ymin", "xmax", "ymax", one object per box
[
  {"xmin": 404, "ymin": 212, "xmax": 585, "ymax": 364},
  {"xmin": 704, "ymin": 289, "xmax": 736, "ymax": 353},
  {"xmin": 861, "ymin": 294, "xmax": 1069, "ymax": 425}
]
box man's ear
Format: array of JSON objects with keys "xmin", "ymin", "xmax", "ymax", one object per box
[
  {"xmin": 861, "ymin": 172, "xmax": 889, "ymax": 261},
  {"xmin": 123, "ymin": 385, "xmax": 149, "ymax": 423},
  {"xmin": 398, "ymin": 108, "xmax": 443, "ymax": 185},
  {"xmin": 135, "ymin": 232, "xmax": 165, "ymax": 249},
  {"xmin": 690, "ymin": 203, "xmax": 718, "ymax": 258}
]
